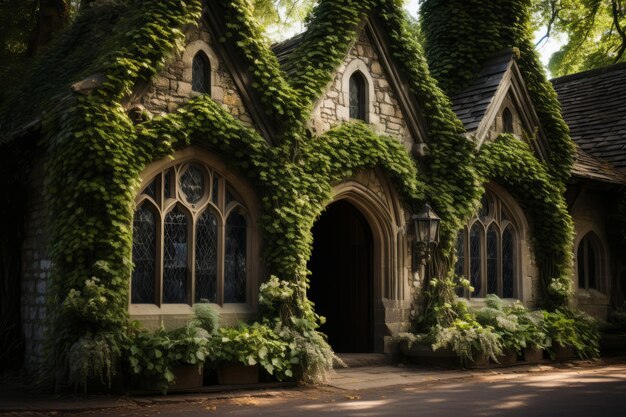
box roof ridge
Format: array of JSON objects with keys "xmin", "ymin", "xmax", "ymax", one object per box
[{"xmin": 551, "ymin": 61, "xmax": 626, "ymax": 85}]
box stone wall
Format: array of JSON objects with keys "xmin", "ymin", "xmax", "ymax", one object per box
[
  {"xmin": 571, "ymin": 188, "xmax": 613, "ymax": 319},
  {"xmin": 310, "ymin": 30, "xmax": 414, "ymax": 148},
  {"xmin": 140, "ymin": 23, "xmax": 254, "ymax": 128},
  {"xmin": 20, "ymin": 158, "xmax": 52, "ymax": 373}
]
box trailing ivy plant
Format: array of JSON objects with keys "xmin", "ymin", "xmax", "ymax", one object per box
[{"xmin": 1, "ymin": 0, "xmax": 590, "ymax": 385}]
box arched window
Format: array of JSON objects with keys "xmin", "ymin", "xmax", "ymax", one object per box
[
  {"xmin": 192, "ymin": 52, "xmax": 210, "ymax": 94},
  {"xmin": 577, "ymin": 232, "xmax": 605, "ymax": 292},
  {"xmin": 131, "ymin": 162, "xmax": 250, "ymax": 305},
  {"xmin": 349, "ymin": 71, "xmax": 367, "ymax": 121},
  {"xmin": 503, "ymin": 108, "xmax": 514, "ymax": 134},
  {"xmin": 455, "ymin": 190, "xmax": 520, "ymax": 298}
]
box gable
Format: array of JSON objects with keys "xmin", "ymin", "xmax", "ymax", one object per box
[
  {"xmin": 308, "ymin": 24, "xmax": 427, "ymax": 150},
  {"xmin": 452, "ymin": 52, "xmax": 549, "ymax": 160},
  {"xmin": 138, "ymin": 21, "xmax": 253, "ymax": 126}
]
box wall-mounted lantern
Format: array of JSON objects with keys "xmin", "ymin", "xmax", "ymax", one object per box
[{"xmin": 412, "ymin": 204, "xmax": 441, "ymax": 278}]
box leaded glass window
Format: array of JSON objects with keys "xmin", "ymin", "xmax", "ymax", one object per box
[
  {"xmin": 577, "ymin": 232, "xmax": 605, "ymax": 292},
  {"xmin": 192, "ymin": 52, "xmax": 210, "ymax": 94},
  {"xmin": 225, "ymin": 213, "xmax": 247, "ymax": 303},
  {"xmin": 163, "ymin": 206, "xmax": 188, "ymax": 303},
  {"xmin": 454, "ymin": 190, "xmax": 521, "ymax": 299},
  {"xmin": 132, "ymin": 204, "xmax": 156, "ymax": 303},
  {"xmin": 196, "ymin": 210, "xmax": 218, "ymax": 303},
  {"xmin": 131, "ymin": 160, "xmax": 252, "ymax": 306},
  {"xmin": 349, "ymin": 71, "xmax": 367, "ymax": 121}
]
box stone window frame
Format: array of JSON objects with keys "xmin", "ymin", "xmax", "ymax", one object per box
[
  {"xmin": 182, "ymin": 40, "xmax": 219, "ymax": 99},
  {"xmin": 340, "ymin": 59, "xmax": 376, "ymax": 123},
  {"xmin": 575, "ymin": 230, "xmax": 609, "ymax": 294},
  {"xmin": 129, "ymin": 147, "xmax": 261, "ymax": 325},
  {"xmin": 455, "ymin": 185, "xmax": 528, "ymax": 301}
]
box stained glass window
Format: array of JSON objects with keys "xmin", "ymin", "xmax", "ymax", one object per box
[
  {"xmin": 163, "ymin": 206, "xmax": 188, "ymax": 303},
  {"xmin": 143, "ymin": 180, "xmax": 157, "ymax": 200},
  {"xmin": 180, "ymin": 165, "xmax": 205, "ymax": 205},
  {"xmin": 470, "ymin": 223, "xmax": 482, "ymax": 297},
  {"xmin": 211, "ymin": 174, "xmax": 220, "ymax": 205},
  {"xmin": 455, "ymin": 190, "xmax": 521, "ymax": 299},
  {"xmin": 502, "ymin": 226, "xmax": 515, "ymax": 298},
  {"xmin": 349, "ymin": 72, "xmax": 367, "ymax": 121},
  {"xmin": 225, "ymin": 213, "xmax": 247, "ymax": 303},
  {"xmin": 131, "ymin": 159, "xmax": 252, "ymax": 307},
  {"xmin": 132, "ymin": 204, "xmax": 156, "ymax": 303},
  {"xmin": 196, "ymin": 210, "xmax": 218, "ymax": 303},
  {"xmin": 192, "ymin": 52, "xmax": 210, "ymax": 94},
  {"xmin": 487, "ymin": 225, "xmax": 498, "ymax": 295}
]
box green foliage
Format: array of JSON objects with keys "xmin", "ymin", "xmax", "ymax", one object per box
[
  {"xmin": 68, "ymin": 332, "xmax": 120, "ymax": 392},
  {"xmin": 191, "ymin": 304, "xmax": 220, "ymax": 335},
  {"xmin": 477, "ymin": 135, "xmax": 575, "ymax": 305},
  {"xmin": 259, "ymin": 276, "xmax": 345, "ymax": 383},
  {"xmin": 128, "ymin": 324, "xmax": 210, "ymax": 392},
  {"xmin": 475, "ymin": 295, "xmax": 549, "ymax": 354},
  {"xmin": 542, "ymin": 308, "xmax": 601, "ymax": 359},
  {"xmin": 431, "ymin": 318, "xmax": 503, "ymax": 365},
  {"xmin": 421, "ymin": 0, "xmax": 575, "ymax": 186},
  {"xmin": 0, "ymin": 0, "xmax": 591, "ymax": 384},
  {"xmin": 208, "ymin": 323, "xmax": 297, "ymax": 380},
  {"xmin": 532, "ymin": 0, "xmax": 626, "ymax": 76}
]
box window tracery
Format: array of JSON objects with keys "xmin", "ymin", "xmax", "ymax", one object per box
[{"xmin": 131, "ymin": 161, "xmax": 249, "ymax": 305}]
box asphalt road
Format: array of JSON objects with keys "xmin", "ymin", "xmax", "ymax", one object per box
[{"xmin": 68, "ymin": 364, "xmax": 626, "ymax": 417}]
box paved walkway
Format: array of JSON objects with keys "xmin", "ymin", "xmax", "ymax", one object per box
[{"xmin": 0, "ymin": 360, "xmax": 614, "ymax": 414}]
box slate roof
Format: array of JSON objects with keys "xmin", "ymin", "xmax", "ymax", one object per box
[
  {"xmin": 271, "ymin": 33, "xmax": 304, "ymax": 76},
  {"xmin": 450, "ymin": 49, "xmax": 515, "ymax": 132},
  {"xmin": 572, "ymin": 147, "xmax": 626, "ymax": 184},
  {"xmin": 552, "ymin": 62, "xmax": 626, "ymax": 170}
]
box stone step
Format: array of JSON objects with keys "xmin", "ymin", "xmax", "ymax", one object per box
[{"xmin": 337, "ymin": 353, "xmax": 390, "ymax": 368}]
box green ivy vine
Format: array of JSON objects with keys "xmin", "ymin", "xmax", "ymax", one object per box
[{"xmin": 0, "ymin": 0, "xmax": 584, "ymax": 383}]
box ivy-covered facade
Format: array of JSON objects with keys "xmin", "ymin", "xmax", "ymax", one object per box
[{"xmin": 1, "ymin": 0, "xmax": 624, "ymax": 384}]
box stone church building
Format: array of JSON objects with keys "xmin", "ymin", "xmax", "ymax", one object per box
[{"xmin": 1, "ymin": 0, "xmax": 625, "ymax": 376}]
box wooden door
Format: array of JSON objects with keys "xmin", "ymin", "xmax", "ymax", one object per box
[{"xmin": 308, "ymin": 200, "xmax": 374, "ymax": 353}]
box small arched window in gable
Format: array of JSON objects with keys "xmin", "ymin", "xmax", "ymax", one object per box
[
  {"xmin": 503, "ymin": 107, "xmax": 514, "ymax": 134},
  {"xmin": 192, "ymin": 52, "xmax": 211, "ymax": 94},
  {"xmin": 577, "ymin": 232, "xmax": 605, "ymax": 292},
  {"xmin": 349, "ymin": 71, "xmax": 367, "ymax": 121}
]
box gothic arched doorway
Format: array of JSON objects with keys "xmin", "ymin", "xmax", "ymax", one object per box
[{"xmin": 308, "ymin": 200, "xmax": 374, "ymax": 353}]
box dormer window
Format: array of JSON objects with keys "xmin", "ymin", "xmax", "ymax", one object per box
[
  {"xmin": 192, "ymin": 52, "xmax": 211, "ymax": 94},
  {"xmin": 503, "ymin": 107, "xmax": 514, "ymax": 134},
  {"xmin": 349, "ymin": 71, "xmax": 367, "ymax": 121}
]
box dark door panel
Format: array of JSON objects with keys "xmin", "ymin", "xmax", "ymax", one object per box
[{"xmin": 308, "ymin": 200, "xmax": 374, "ymax": 353}]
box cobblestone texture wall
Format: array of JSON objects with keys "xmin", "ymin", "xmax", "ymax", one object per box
[
  {"xmin": 140, "ymin": 23, "xmax": 254, "ymax": 128},
  {"xmin": 310, "ymin": 30, "xmax": 414, "ymax": 147},
  {"xmin": 21, "ymin": 158, "xmax": 52, "ymax": 373}
]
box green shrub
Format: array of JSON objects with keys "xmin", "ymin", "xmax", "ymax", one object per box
[
  {"xmin": 127, "ymin": 324, "xmax": 210, "ymax": 393},
  {"xmin": 208, "ymin": 322, "xmax": 296, "ymax": 380},
  {"xmin": 191, "ymin": 303, "xmax": 220, "ymax": 335},
  {"xmin": 543, "ymin": 308, "xmax": 600, "ymax": 359},
  {"xmin": 475, "ymin": 295, "xmax": 549, "ymax": 354},
  {"xmin": 68, "ymin": 332, "xmax": 120, "ymax": 392}
]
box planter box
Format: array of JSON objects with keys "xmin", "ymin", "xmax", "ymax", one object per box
[
  {"xmin": 490, "ymin": 349, "xmax": 518, "ymax": 367},
  {"xmin": 521, "ymin": 347, "xmax": 543, "ymax": 364},
  {"xmin": 552, "ymin": 343, "xmax": 577, "ymax": 361},
  {"xmin": 143, "ymin": 364, "xmax": 203, "ymax": 393},
  {"xmin": 217, "ymin": 364, "xmax": 259, "ymax": 385},
  {"xmin": 399, "ymin": 342, "xmax": 488, "ymax": 369},
  {"xmin": 168, "ymin": 364, "xmax": 204, "ymax": 392}
]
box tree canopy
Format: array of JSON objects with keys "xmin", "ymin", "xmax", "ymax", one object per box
[{"xmin": 533, "ymin": 0, "xmax": 626, "ymax": 76}]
